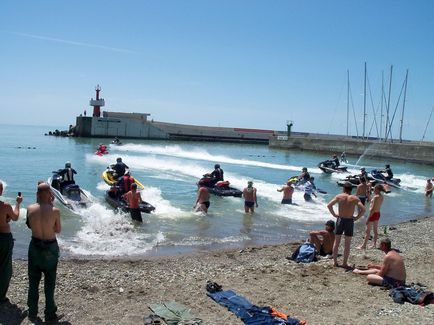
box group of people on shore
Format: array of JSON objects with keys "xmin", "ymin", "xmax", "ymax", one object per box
[
  {"xmin": 0, "ymin": 181, "xmax": 62, "ymax": 323},
  {"xmin": 308, "ymin": 180, "xmax": 406, "ymax": 289}
]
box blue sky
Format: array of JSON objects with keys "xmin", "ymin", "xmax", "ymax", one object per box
[{"xmin": 1, "ymin": 0, "xmax": 433, "ymax": 141}]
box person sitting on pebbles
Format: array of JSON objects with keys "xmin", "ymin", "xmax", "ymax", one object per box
[
  {"xmin": 353, "ymin": 238, "xmax": 406, "ymax": 288},
  {"xmin": 308, "ymin": 220, "xmax": 335, "ymax": 256}
]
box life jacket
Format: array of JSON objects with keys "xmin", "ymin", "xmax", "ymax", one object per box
[
  {"xmin": 291, "ymin": 243, "xmax": 318, "ymax": 263},
  {"xmin": 122, "ymin": 176, "xmax": 134, "ymax": 192},
  {"xmin": 62, "ymin": 168, "xmax": 75, "ymax": 182}
]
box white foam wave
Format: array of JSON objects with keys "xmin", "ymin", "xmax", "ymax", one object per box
[
  {"xmin": 171, "ymin": 235, "xmax": 249, "ymax": 246},
  {"xmin": 62, "ymin": 203, "xmax": 164, "ymax": 256},
  {"xmin": 87, "ymin": 153, "xmax": 330, "ymax": 222},
  {"xmin": 140, "ymin": 186, "xmax": 189, "ymax": 219},
  {"xmin": 112, "ymin": 144, "xmax": 304, "ymax": 172}
]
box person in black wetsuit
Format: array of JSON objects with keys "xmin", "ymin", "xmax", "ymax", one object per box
[
  {"xmin": 112, "ymin": 157, "xmax": 129, "ymax": 179},
  {"xmin": 58, "ymin": 161, "xmax": 77, "ymax": 191},
  {"xmin": 299, "ymin": 167, "xmax": 311, "ymax": 184},
  {"xmin": 210, "ymin": 164, "xmax": 224, "ymax": 185},
  {"xmin": 332, "ymin": 154, "xmax": 340, "ymax": 168},
  {"xmin": 380, "ymin": 164, "xmax": 393, "ymax": 180}
]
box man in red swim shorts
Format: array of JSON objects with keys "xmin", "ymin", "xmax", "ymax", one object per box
[{"xmin": 358, "ymin": 184, "xmax": 385, "ymax": 250}]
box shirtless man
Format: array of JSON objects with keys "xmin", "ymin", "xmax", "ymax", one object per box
[
  {"xmin": 355, "ymin": 177, "xmax": 370, "ymax": 206},
  {"xmin": 353, "ymin": 238, "xmax": 406, "ymax": 288},
  {"xmin": 0, "ymin": 181, "xmax": 22, "ymax": 304},
  {"xmin": 243, "ymin": 181, "xmax": 258, "ymax": 213},
  {"xmin": 425, "ymin": 179, "xmax": 433, "ymax": 198},
  {"xmin": 309, "ymin": 220, "xmax": 335, "ymax": 256},
  {"xmin": 327, "ymin": 182, "xmax": 365, "ymax": 268},
  {"xmin": 123, "ymin": 183, "xmax": 143, "ymax": 222},
  {"xmin": 277, "ymin": 180, "xmax": 294, "ymax": 204},
  {"xmin": 358, "ymin": 184, "xmax": 385, "ymax": 250},
  {"xmin": 26, "ymin": 183, "xmax": 61, "ymax": 323},
  {"xmin": 194, "ymin": 183, "xmax": 210, "ymax": 213}
]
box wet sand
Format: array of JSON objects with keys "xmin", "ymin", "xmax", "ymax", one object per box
[{"xmin": 1, "ymin": 216, "xmax": 434, "ymax": 324}]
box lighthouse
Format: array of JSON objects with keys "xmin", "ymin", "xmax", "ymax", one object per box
[{"xmin": 89, "ymin": 85, "xmax": 105, "ymax": 117}]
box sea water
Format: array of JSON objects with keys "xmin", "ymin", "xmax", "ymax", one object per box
[{"xmin": 0, "ymin": 124, "xmax": 432, "ymax": 258}]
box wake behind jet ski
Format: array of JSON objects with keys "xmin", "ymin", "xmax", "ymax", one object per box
[
  {"xmin": 111, "ymin": 137, "xmax": 122, "ymax": 145},
  {"xmin": 48, "ymin": 163, "xmax": 91, "ymax": 211}
]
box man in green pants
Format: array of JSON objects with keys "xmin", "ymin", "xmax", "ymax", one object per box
[
  {"xmin": 26, "ymin": 183, "xmax": 61, "ymax": 322},
  {"xmin": 0, "ymin": 181, "xmax": 22, "ymax": 304}
]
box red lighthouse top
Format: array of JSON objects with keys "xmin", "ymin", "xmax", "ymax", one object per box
[{"xmin": 90, "ymin": 84, "xmax": 105, "ymax": 117}]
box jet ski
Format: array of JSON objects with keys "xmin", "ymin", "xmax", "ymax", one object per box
[
  {"xmin": 95, "ymin": 149, "xmax": 109, "ymax": 156},
  {"xmin": 102, "ymin": 166, "xmax": 145, "ymax": 189},
  {"xmin": 369, "ymin": 169, "xmax": 401, "ymax": 188},
  {"xmin": 318, "ymin": 160, "xmax": 348, "ymax": 174},
  {"xmin": 105, "ymin": 189, "xmax": 155, "ymax": 214},
  {"xmin": 48, "ymin": 171, "xmax": 91, "ymax": 211},
  {"xmin": 198, "ymin": 176, "xmax": 242, "ymax": 197},
  {"xmin": 111, "ymin": 139, "xmax": 122, "ymax": 145}
]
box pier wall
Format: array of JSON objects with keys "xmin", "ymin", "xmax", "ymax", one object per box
[
  {"xmin": 269, "ymin": 135, "xmax": 434, "ymax": 165},
  {"xmin": 75, "ymin": 116, "xmax": 168, "ymax": 139}
]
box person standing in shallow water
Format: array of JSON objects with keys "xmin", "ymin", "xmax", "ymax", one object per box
[
  {"xmin": 243, "ymin": 181, "xmax": 258, "ymax": 213},
  {"xmin": 26, "ymin": 183, "xmax": 62, "ymax": 323},
  {"xmin": 327, "ymin": 182, "xmax": 365, "ymax": 268},
  {"xmin": 0, "ymin": 181, "xmax": 22, "ymax": 304},
  {"xmin": 425, "ymin": 179, "xmax": 433, "ymax": 198},
  {"xmin": 277, "ymin": 180, "xmax": 294, "ymax": 204}
]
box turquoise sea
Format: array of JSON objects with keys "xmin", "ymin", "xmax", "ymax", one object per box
[{"xmin": 1, "ymin": 124, "xmax": 432, "ymax": 259}]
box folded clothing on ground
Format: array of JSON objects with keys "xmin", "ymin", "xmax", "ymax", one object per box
[
  {"xmin": 207, "ymin": 287, "xmax": 305, "ymax": 325},
  {"xmin": 149, "ymin": 301, "xmax": 202, "ymax": 325},
  {"xmin": 389, "ymin": 286, "xmax": 434, "ymax": 305}
]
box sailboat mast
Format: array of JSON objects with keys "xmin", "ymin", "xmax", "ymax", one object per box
[
  {"xmin": 363, "ymin": 62, "xmax": 367, "ymax": 139},
  {"xmin": 385, "ymin": 65, "xmax": 393, "ymax": 141},
  {"xmin": 380, "ymin": 71, "xmax": 384, "ymax": 141},
  {"xmin": 399, "ymin": 69, "xmax": 409, "ymax": 143},
  {"xmin": 347, "ymin": 69, "xmax": 350, "ymax": 137}
]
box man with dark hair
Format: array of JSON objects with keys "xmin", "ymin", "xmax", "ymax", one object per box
[
  {"xmin": 113, "ymin": 157, "xmax": 129, "ymax": 178},
  {"xmin": 0, "ymin": 182, "xmax": 22, "ymax": 304},
  {"xmin": 327, "ymin": 182, "xmax": 365, "ymax": 268},
  {"xmin": 353, "ymin": 238, "xmax": 406, "ymax": 288},
  {"xmin": 309, "ymin": 220, "xmax": 335, "ymax": 256},
  {"xmin": 26, "ymin": 183, "xmax": 62, "ymax": 323},
  {"xmin": 355, "ymin": 177, "xmax": 370, "ymax": 205},
  {"xmin": 210, "ymin": 164, "xmax": 224, "ymax": 183},
  {"xmin": 123, "ymin": 183, "xmax": 143, "ymax": 222}
]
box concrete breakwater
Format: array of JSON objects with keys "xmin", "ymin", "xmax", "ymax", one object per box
[
  {"xmin": 73, "ymin": 112, "xmax": 434, "ymax": 165},
  {"xmin": 269, "ymin": 134, "xmax": 434, "ymax": 165}
]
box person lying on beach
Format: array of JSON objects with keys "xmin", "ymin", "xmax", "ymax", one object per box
[
  {"xmin": 308, "ymin": 220, "xmax": 335, "ymax": 256},
  {"xmin": 353, "ymin": 238, "xmax": 406, "ymax": 288}
]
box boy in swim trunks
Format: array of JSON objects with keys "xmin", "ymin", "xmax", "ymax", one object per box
[
  {"xmin": 353, "ymin": 238, "xmax": 406, "ymax": 288},
  {"xmin": 195, "ymin": 183, "xmax": 210, "ymax": 213},
  {"xmin": 309, "ymin": 220, "xmax": 335, "ymax": 256},
  {"xmin": 243, "ymin": 181, "xmax": 258, "ymax": 213},
  {"xmin": 277, "ymin": 180, "xmax": 294, "ymax": 204},
  {"xmin": 355, "ymin": 177, "xmax": 370, "ymax": 205},
  {"xmin": 327, "ymin": 182, "xmax": 365, "ymax": 268},
  {"xmin": 358, "ymin": 184, "xmax": 385, "ymax": 250}
]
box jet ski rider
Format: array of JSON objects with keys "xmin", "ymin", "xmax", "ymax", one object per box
[
  {"xmin": 381, "ymin": 164, "xmax": 394, "ymax": 180},
  {"xmin": 210, "ymin": 164, "xmax": 224, "ymax": 185},
  {"xmin": 332, "ymin": 154, "xmax": 340, "ymax": 168},
  {"xmin": 299, "ymin": 167, "xmax": 311, "ymax": 184},
  {"xmin": 58, "ymin": 161, "xmax": 77, "ymax": 191},
  {"xmin": 113, "ymin": 157, "xmax": 129, "ymax": 179}
]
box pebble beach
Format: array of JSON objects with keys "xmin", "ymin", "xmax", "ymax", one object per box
[{"xmin": 1, "ymin": 216, "xmax": 434, "ymax": 325}]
